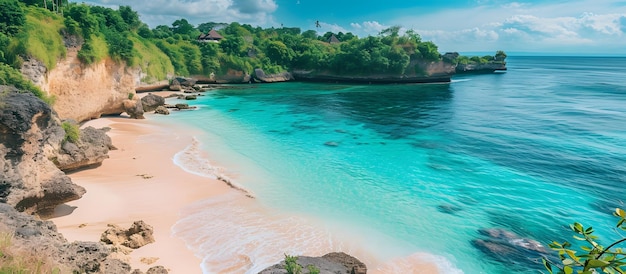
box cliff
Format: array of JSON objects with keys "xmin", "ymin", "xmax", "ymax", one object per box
[
  {"xmin": 22, "ymin": 49, "xmax": 143, "ymax": 122},
  {"xmin": 292, "ymin": 60, "xmax": 455, "ymax": 84},
  {"xmin": 0, "ymin": 86, "xmax": 113, "ymax": 215},
  {"xmin": 456, "ymin": 62, "xmax": 507, "ymax": 74}
]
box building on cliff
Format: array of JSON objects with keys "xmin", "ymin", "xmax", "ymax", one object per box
[{"xmin": 197, "ymin": 29, "xmax": 224, "ymax": 43}]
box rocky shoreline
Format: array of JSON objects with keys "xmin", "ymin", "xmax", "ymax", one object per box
[{"xmin": 0, "ymin": 85, "xmax": 371, "ymax": 273}]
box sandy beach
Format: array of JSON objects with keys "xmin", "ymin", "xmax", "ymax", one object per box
[
  {"xmin": 48, "ymin": 93, "xmax": 443, "ymax": 273},
  {"xmin": 50, "ymin": 116, "xmax": 233, "ymax": 273}
]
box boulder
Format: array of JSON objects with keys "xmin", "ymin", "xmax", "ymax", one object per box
[
  {"xmin": 101, "ymin": 220, "xmax": 155, "ymax": 249},
  {"xmin": 141, "ymin": 94, "xmax": 165, "ymax": 112},
  {"xmin": 259, "ymin": 252, "xmax": 366, "ymax": 274},
  {"xmin": 154, "ymin": 106, "xmax": 170, "ymax": 115},
  {"xmin": 122, "ymin": 99, "xmax": 145, "ymax": 119},
  {"xmin": 55, "ymin": 126, "xmax": 115, "ymax": 172},
  {"xmin": 175, "ymin": 77, "xmax": 196, "ymax": 87},
  {"xmin": 169, "ymin": 79, "xmax": 182, "ymax": 91},
  {"xmin": 175, "ymin": 103, "xmax": 190, "ymax": 110},
  {"xmin": 472, "ymin": 228, "xmax": 551, "ymax": 270},
  {"xmin": 0, "ymin": 204, "xmax": 132, "ymax": 273},
  {"xmin": 184, "ymin": 95, "xmax": 197, "ymax": 100},
  {"xmin": 146, "ymin": 266, "xmax": 169, "ymax": 274},
  {"xmin": 0, "ymin": 89, "xmax": 86, "ymax": 214},
  {"xmin": 253, "ymin": 68, "xmax": 294, "ymax": 83}
]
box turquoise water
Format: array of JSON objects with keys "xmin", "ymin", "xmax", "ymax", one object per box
[{"xmin": 164, "ymin": 56, "xmax": 626, "ymax": 273}]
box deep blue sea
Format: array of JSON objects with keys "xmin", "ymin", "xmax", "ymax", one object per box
[{"xmin": 161, "ymin": 56, "xmax": 626, "ymax": 273}]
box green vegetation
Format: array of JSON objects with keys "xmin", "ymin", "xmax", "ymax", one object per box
[
  {"xmin": 0, "ymin": 231, "xmax": 62, "ymax": 274},
  {"xmin": 61, "ymin": 121, "xmax": 80, "ymax": 143},
  {"xmin": 0, "ymin": 63, "xmax": 54, "ymax": 104},
  {"xmin": 543, "ymin": 208, "xmax": 626, "ymax": 274},
  {"xmin": 284, "ymin": 254, "xmax": 302, "ymax": 274},
  {"xmin": 1, "ymin": 1, "xmax": 501, "ymax": 102}
]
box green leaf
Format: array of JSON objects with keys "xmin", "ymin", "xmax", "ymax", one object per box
[
  {"xmin": 563, "ymin": 265, "xmax": 574, "ymax": 274},
  {"xmin": 616, "ymin": 208, "xmax": 625, "ymax": 218},
  {"xmin": 574, "ymin": 236, "xmax": 586, "ymax": 241},
  {"xmin": 586, "ymin": 259, "xmax": 610, "ymax": 268},
  {"xmin": 562, "ymin": 258, "xmax": 575, "ymax": 265},
  {"xmin": 542, "ymin": 258, "xmax": 553, "ymax": 273}
]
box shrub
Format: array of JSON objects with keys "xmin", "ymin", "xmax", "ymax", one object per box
[
  {"xmin": 62, "ymin": 121, "xmax": 80, "ymax": 143},
  {"xmin": 543, "ymin": 208, "xmax": 626, "ymax": 273},
  {"xmin": 284, "ymin": 254, "xmax": 302, "ymax": 274}
]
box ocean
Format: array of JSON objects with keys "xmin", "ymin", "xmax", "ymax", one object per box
[{"xmin": 158, "ymin": 56, "xmax": 626, "ymax": 273}]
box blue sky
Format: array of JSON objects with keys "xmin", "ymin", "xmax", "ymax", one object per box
[{"xmin": 85, "ymin": 0, "xmax": 626, "ymax": 55}]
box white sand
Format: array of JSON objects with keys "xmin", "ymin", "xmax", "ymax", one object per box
[{"xmin": 50, "ymin": 117, "xmax": 233, "ymax": 273}]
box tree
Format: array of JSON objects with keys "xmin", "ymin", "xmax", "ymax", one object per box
[
  {"xmin": 172, "ymin": 18, "xmax": 195, "ymax": 36},
  {"xmin": 543, "ymin": 208, "xmax": 626, "ymax": 274},
  {"xmin": 219, "ymin": 37, "xmax": 245, "ymax": 56},
  {"xmin": 266, "ymin": 40, "xmax": 293, "ymax": 65},
  {"xmin": 417, "ymin": 41, "xmax": 440, "ymax": 62},
  {"xmin": 301, "ymin": 30, "xmax": 317, "ymax": 39},
  {"xmin": 119, "ymin": 6, "xmax": 140, "ymax": 30},
  {"xmin": 495, "ymin": 50, "xmax": 507, "ymax": 62},
  {"xmin": 0, "ymin": 0, "xmax": 26, "ymax": 36}
]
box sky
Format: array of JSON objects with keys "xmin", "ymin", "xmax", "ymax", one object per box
[{"xmin": 83, "ymin": 0, "xmax": 626, "ymax": 55}]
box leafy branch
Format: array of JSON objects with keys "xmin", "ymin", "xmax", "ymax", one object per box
[{"xmin": 543, "ymin": 208, "xmax": 626, "ymax": 274}]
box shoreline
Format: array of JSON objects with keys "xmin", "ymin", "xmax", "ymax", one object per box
[
  {"xmin": 49, "ymin": 94, "xmax": 445, "ymax": 273},
  {"xmin": 49, "ymin": 116, "xmax": 234, "ymax": 273}
]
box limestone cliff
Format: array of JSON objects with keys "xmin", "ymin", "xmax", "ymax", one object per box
[
  {"xmin": 0, "ymin": 86, "xmax": 113, "ymax": 214},
  {"xmin": 293, "ymin": 60, "xmax": 455, "ymax": 84},
  {"xmin": 24, "ymin": 49, "xmax": 143, "ymax": 122}
]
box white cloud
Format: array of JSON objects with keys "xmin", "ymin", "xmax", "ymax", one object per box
[
  {"xmin": 318, "ymin": 22, "xmax": 348, "ymax": 34},
  {"xmin": 84, "ymin": 0, "xmax": 278, "ymax": 27}
]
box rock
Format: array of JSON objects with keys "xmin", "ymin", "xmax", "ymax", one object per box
[
  {"xmin": 0, "ymin": 90, "xmax": 86, "ymax": 214},
  {"xmin": 184, "ymin": 95, "xmax": 197, "ymax": 100},
  {"xmin": 175, "ymin": 103, "xmax": 190, "ymax": 110},
  {"xmin": 473, "ymin": 228, "xmax": 550, "ymax": 270},
  {"xmin": 55, "ymin": 126, "xmax": 115, "ymax": 172},
  {"xmin": 437, "ymin": 204, "xmax": 462, "ymax": 214},
  {"xmin": 101, "ymin": 220, "xmax": 155, "ymax": 249},
  {"xmin": 253, "ymin": 68, "xmax": 294, "ymax": 83},
  {"xmin": 0, "ymin": 204, "xmax": 131, "ymax": 273},
  {"xmin": 183, "ymin": 89, "xmax": 194, "ymax": 93},
  {"xmin": 163, "ymin": 104, "xmax": 177, "ymax": 109},
  {"xmin": 154, "ymin": 106, "xmax": 170, "ymax": 115},
  {"xmin": 324, "ymin": 141, "xmax": 339, "ymax": 147},
  {"xmin": 146, "ymin": 266, "xmax": 168, "ymax": 274},
  {"xmin": 169, "ymin": 79, "xmax": 182, "ymax": 91},
  {"xmin": 122, "ymin": 99, "xmax": 145, "ymax": 119},
  {"xmin": 141, "ymin": 94, "xmax": 165, "ymax": 112},
  {"xmin": 175, "ymin": 77, "xmax": 196, "ymax": 87},
  {"xmin": 259, "ymin": 252, "xmax": 366, "ymax": 274}
]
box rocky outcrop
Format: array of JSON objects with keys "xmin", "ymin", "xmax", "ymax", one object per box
[
  {"xmin": 253, "ymin": 68, "xmax": 293, "ymax": 83},
  {"xmin": 38, "ymin": 49, "xmax": 142, "ymax": 122},
  {"xmin": 55, "ymin": 126, "xmax": 115, "ymax": 172},
  {"xmin": 292, "ymin": 60, "xmax": 455, "ymax": 84},
  {"xmin": 154, "ymin": 106, "xmax": 170, "ymax": 115},
  {"xmin": 0, "ymin": 89, "xmax": 85, "ymax": 214},
  {"xmin": 472, "ymin": 228, "xmax": 551, "ymax": 270},
  {"xmin": 259, "ymin": 252, "xmax": 367, "ymax": 274},
  {"xmin": 456, "ymin": 62, "xmax": 507, "ymax": 73},
  {"xmin": 169, "ymin": 79, "xmax": 182, "ymax": 91},
  {"xmin": 0, "ymin": 203, "xmax": 132, "ymax": 273},
  {"xmin": 141, "ymin": 94, "xmax": 165, "ymax": 112},
  {"xmin": 101, "ymin": 221, "xmax": 155, "ymax": 249},
  {"xmin": 123, "ymin": 99, "xmax": 145, "ymax": 119}
]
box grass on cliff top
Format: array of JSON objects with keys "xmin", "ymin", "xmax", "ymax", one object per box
[
  {"xmin": 0, "ymin": 231, "xmax": 63, "ymax": 274},
  {"xmin": 9, "ymin": 7, "xmax": 66, "ymax": 70},
  {"xmin": 0, "ymin": 63, "xmax": 54, "ymax": 104},
  {"xmin": 131, "ymin": 36, "xmax": 174, "ymax": 83}
]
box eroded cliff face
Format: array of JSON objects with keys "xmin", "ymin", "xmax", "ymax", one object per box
[
  {"xmin": 34, "ymin": 49, "xmax": 142, "ymax": 122},
  {"xmin": 0, "ymin": 86, "xmax": 114, "ymax": 215},
  {"xmin": 0, "ymin": 89, "xmax": 85, "ymax": 214}
]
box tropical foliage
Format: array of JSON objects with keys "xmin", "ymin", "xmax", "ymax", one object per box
[{"xmin": 543, "ymin": 208, "xmax": 626, "ymax": 274}]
